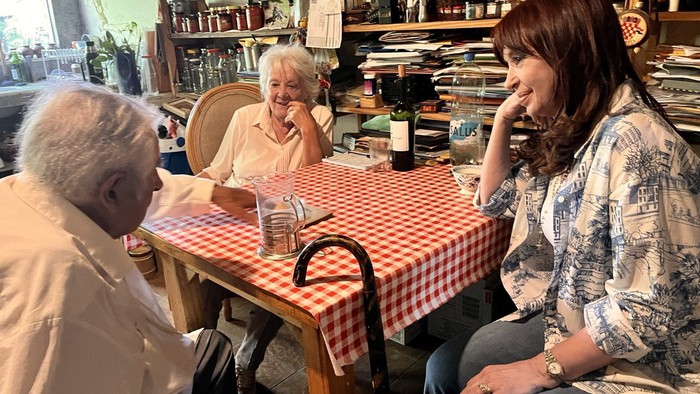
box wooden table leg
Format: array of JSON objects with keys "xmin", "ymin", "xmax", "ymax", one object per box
[
  {"xmin": 157, "ymin": 251, "xmax": 205, "ymax": 332},
  {"xmin": 301, "ymin": 324, "xmax": 355, "ymax": 394}
]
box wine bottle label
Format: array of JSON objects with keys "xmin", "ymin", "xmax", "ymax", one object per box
[{"xmin": 390, "ymin": 120, "xmax": 409, "ymax": 151}]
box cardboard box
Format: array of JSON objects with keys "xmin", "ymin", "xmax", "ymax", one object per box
[
  {"xmin": 389, "ymin": 318, "xmax": 427, "ymax": 345},
  {"xmin": 359, "ymin": 94, "xmax": 384, "ymax": 108},
  {"xmin": 427, "ymin": 272, "xmax": 515, "ymax": 341}
]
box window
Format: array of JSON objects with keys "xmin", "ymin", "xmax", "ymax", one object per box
[{"xmin": 0, "ymin": 0, "xmax": 56, "ymax": 54}]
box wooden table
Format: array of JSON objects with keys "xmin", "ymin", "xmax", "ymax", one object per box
[{"xmin": 134, "ymin": 162, "xmax": 512, "ymax": 394}]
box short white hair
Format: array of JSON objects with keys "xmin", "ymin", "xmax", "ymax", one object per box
[
  {"xmin": 258, "ymin": 44, "xmax": 320, "ymax": 105},
  {"xmin": 16, "ymin": 82, "xmax": 162, "ymax": 202}
]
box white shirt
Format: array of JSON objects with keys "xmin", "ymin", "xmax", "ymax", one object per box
[
  {"xmin": 0, "ymin": 169, "xmax": 215, "ymax": 393},
  {"xmin": 202, "ymin": 102, "xmax": 334, "ymax": 187}
]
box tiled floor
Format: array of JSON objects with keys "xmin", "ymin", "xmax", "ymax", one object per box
[{"xmin": 146, "ymin": 268, "xmax": 443, "ymax": 393}]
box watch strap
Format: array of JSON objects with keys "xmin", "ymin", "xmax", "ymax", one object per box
[{"xmin": 544, "ymin": 348, "xmax": 566, "ymax": 381}]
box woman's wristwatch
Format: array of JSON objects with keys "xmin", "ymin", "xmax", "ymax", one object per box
[{"xmin": 544, "ymin": 348, "xmax": 566, "ymax": 381}]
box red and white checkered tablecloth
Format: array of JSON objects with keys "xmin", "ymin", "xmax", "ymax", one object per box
[{"xmin": 141, "ymin": 162, "xmax": 512, "ymax": 374}]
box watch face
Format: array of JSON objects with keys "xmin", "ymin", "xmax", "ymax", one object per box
[
  {"xmin": 547, "ymin": 362, "xmax": 563, "ymax": 375},
  {"xmin": 619, "ymin": 9, "xmax": 651, "ymax": 48}
]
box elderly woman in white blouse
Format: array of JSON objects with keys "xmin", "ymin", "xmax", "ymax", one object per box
[
  {"xmin": 196, "ymin": 43, "xmax": 334, "ymax": 393},
  {"xmin": 198, "ymin": 43, "xmax": 334, "ymax": 187}
]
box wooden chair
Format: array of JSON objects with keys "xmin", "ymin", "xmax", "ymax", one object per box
[
  {"xmin": 185, "ymin": 82, "xmax": 263, "ymax": 175},
  {"xmin": 185, "ymin": 83, "xmax": 262, "ymax": 321}
]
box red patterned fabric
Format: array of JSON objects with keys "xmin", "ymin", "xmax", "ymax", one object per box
[
  {"xmin": 141, "ymin": 162, "xmax": 512, "ymax": 370},
  {"xmin": 123, "ymin": 233, "xmax": 147, "ymax": 251}
]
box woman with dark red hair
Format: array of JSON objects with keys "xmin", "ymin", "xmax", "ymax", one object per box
[{"xmin": 424, "ymin": 0, "xmax": 700, "ymax": 393}]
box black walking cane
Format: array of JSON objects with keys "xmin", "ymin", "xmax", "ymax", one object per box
[{"xmin": 293, "ymin": 234, "xmax": 390, "ymax": 394}]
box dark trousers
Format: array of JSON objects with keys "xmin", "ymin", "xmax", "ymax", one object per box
[{"xmin": 193, "ymin": 329, "xmax": 236, "ymax": 394}]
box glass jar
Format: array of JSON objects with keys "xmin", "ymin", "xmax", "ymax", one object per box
[
  {"xmin": 485, "ymin": 0, "xmax": 501, "ymax": 18},
  {"xmin": 236, "ymin": 47, "xmax": 246, "ymax": 72},
  {"xmin": 246, "ymin": 4, "xmax": 264, "ymax": 31},
  {"xmin": 219, "ymin": 54, "xmax": 238, "ymax": 84},
  {"xmin": 189, "ymin": 58, "xmax": 205, "ymax": 94},
  {"xmin": 465, "ymin": 2, "xmax": 476, "ymax": 20},
  {"xmin": 172, "ymin": 12, "xmax": 185, "ymax": 33},
  {"xmin": 500, "ymin": 0, "xmax": 512, "ymax": 18},
  {"xmin": 199, "ymin": 11, "xmax": 210, "ymax": 32},
  {"xmin": 205, "ymin": 48, "xmax": 222, "ymax": 88},
  {"xmin": 236, "ymin": 7, "xmax": 248, "ymax": 30},
  {"xmin": 218, "ymin": 6, "xmax": 234, "ymax": 32},
  {"xmin": 208, "ymin": 9, "xmax": 219, "ymax": 32},
  {"xmin": 473, "ymin": 2, "xmax": 485, "ymax": 18},
  {"xmin": 363, "ymin": 73, "xmax": 376, "ymax": 96},
  {"xmin": 231, "ymin": 6, "xmax": 242, "ymax": 30},
  {"xmin": 186, "ymin": 14, "xmax": 199, "ymax": 33},
  {"xmin": 176, "ymin": 46, "xmax": 192, "ymax": 92}
]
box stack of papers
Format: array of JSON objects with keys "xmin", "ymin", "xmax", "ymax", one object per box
[{"xmin": 646, "ymin": 45, "xmax": 700, "ymax": 134}]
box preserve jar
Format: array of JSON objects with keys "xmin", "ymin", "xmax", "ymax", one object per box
[
  {"xmin": 208, "ymin": 9, "xmax": 219, "ymax": 32},
  {"xmin": 246, "ymin": 4, "xmax": 263, "ymax": 31},
  {"xmin": 172, "ymin": 12, "xmax": 185, "ymax": 33},
  {"xmin": 185, "ymin": 14, "xmax": 199, "ymax": 33},
  {"xmin": 217, "ymin": 6, "xmax": 233, "ymax": 32},
  {"xmin": 485, "ymin": 0, "xmax": 500, "ymax": 18},
  {"xmin": 236, "ymin": 6, "xmax": 248, "ymax": 30},
  {"xmin": 199, "ymin": 11, "xmax": 210, "ymax": 32}
]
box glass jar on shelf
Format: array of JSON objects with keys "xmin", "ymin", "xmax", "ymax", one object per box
[
  {"xmin": 208, "ymin": 8, "xmax": 219, "ymax": 32},
  {"xmin": 235, "ymin": 6, "xmax": 248, "ymax": 30},
  {"xmin": 172, "ymin": 12, "xmax": 185, "ymax": 33},
  {"xmin": 218, "ymin": 53, "xmax": 238, "ymax": 84},
  {"xmin": 198, "ymin": 11, "xmax": 210, "ymax": 32},
  {"xmin": 176, "ymin": 46, "xmax": 192, "ymax": 92},
  {"xmin": 246, "ymin": 3, "xmax": 264, "ymax": 30},
  {"xmin": 189, "ymin": 58, "xmax": 205, "ymax": 94},
  {"xmin": 218, "ymin": 6, "xmax": 234, "ymax": 32},
  {"xmin": 484, "ymin": 0, "xmax": 501, "ymax": 18},
  {"xmin": 185, "ymin": 14, "xmax": 199, "ymax": 33},
  {"xmin": 205, "ymin": 48, "xmax": 222, "ymax": 89},
  {"xmin": 235, "ymin": 47, "xmax": 246, "ymax": 72}
]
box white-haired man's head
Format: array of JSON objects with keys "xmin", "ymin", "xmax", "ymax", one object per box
[{"xmin": 16, "ymin": 82, "xmax": 164, "ymax": 237}]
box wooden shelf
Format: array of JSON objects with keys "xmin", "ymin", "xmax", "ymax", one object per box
[
  {"xmin": 654, "ymin": 11, "xmax": 700, "ymax": 22},
  {"xmin": 336, "ymin": 105, "xmax": 536, "ymax": 130},
  {"xmin": 343, "ymin": 19, "xmax": 500, "ymax": 33},
  {"xmin": 171, "ymin": 28, "xmax": 298, "ymax": 40}
]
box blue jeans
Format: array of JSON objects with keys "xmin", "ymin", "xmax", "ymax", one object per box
[
  {"xmin": 424, "ymin": 311, "xmax": 585, "ymax": 394},
  {"xmin": 234, "ymin": 306, "xmax": 283, "ymax": 370}
]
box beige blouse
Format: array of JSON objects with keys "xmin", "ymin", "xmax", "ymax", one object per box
[{"xmin": 202, "ymin": 102, "xmax": 334, "ymax": 187}]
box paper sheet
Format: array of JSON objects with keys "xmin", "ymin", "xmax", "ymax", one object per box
[{"xmin": 306, "ymin": 0, "xmax": 343, "ymax": 49}]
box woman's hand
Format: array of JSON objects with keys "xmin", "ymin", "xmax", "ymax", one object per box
[
  {"xmin": 462, "ymin": 358, "xmax": 557, "ymax": 394},
  {"xmin": 495, "ymin": 91, "xmax": 526, "ymax": 125},
  {"xmin": 211, "ymin": 185, "xmax": 258, "ymax": 226},
  {"xmin": 284, "ymin": 101, "xmax": 317, "ymax": 137}
]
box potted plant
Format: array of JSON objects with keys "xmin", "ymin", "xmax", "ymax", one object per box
[{"xmin": 90, "ymin": 22, "xmax": 142, "ymax": 95}]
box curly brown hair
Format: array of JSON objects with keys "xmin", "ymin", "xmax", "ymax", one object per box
[{"xmin": 490, "ymin": 0, "xmax": 671, "ymax": 176}]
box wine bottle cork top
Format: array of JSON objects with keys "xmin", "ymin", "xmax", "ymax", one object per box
[{"xmin": 397, "ymin": 64, "xmax": 406, "ymax": 77}]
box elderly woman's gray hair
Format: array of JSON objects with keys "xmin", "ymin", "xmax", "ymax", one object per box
[
  {"xmin": 16, "ymin": 83, "xmax": 162, "ymax": 203},
  {"xmin": 258, "ymin": 44, "xmax": 320, "ymax": 104}
]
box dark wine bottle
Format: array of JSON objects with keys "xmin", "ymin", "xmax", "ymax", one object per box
[{"xmin": 390, "ymin": 64, "xmax": 416, "ymax": 171}]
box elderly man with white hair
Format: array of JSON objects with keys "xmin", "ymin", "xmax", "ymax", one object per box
[{"xmin": 0, "ymin": 82, "xmax": 257, "ymax": 393}]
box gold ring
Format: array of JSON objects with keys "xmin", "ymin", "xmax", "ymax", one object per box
[{"xmin": 478, "ymin": 383, "xmax": 492, "ymax": 394}]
